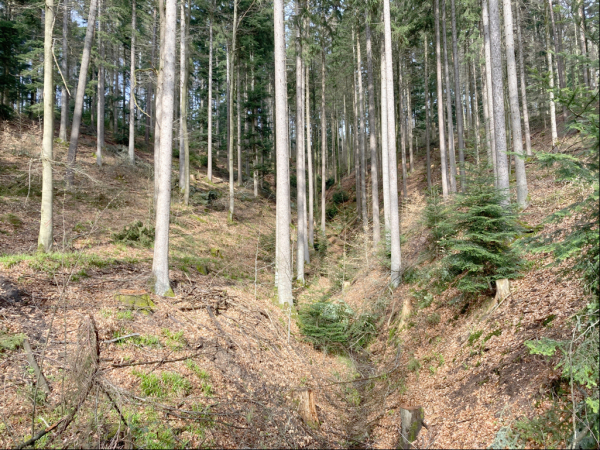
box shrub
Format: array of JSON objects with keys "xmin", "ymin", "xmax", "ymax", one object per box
[
  {"xmin": 326, "ymin": 205, "xmax": 338, "ymax": 220},
  {"xmin": 299, "ymin": 300, "xmax": 376, "ymax": 352},
  {"xmin": 424, "ymin": 187, "xmax": 455, "ymax": 255},
  {"xmin": 111, "ymin": 220, "xmax": 155, "ymax": 248},
  {"xmin": 326, "ymin": 177, "xmax": 335, "ymax": 190},
  {"xmin": 332, "ymin": 190, "xmax": 350, "ymax": 205}
]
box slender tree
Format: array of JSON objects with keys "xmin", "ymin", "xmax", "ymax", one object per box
[
  {"xmin": 179, "ymin": 0, "xmax": 190, "ymax": 204},
  {"xmin": 502, "ymin": 0, "xmax": 528, "ymax": 207},
  {"xmin": 320, "ymin": 48, "xmax": 327, "ymax": 234},
  {"xmin": 306, "ymin": 63, "xmax": 314, "ymax": 247},
  {"xmin": 356, "ymin": 31, "xmax": 368, "ymax": 230},
  {"xmin": 424, "ymin": 33, "xmax": 432, "ymax": 189},
  {"xmin": 65, "ymin": 0, "xmax": 99, "ymax": 186},
  {"xmin": 58, "ymin": 0, "xmax": 69, "ymax": 142},
  {"xmin": 38, "ymin": 0, "xmax": 55, "ymax": 252},
  {"xmin": 128, "ymin": 0, "xmax": 137, "ymax": 164},
  {"xmin": 435, "ymin": 0, "xmax": 449, "ymax": 198},
  {"xmin": 383, "ymin": 0, "xmax": 401, "ymax": 287},
  {"xmin": 442, "ymin": 0, "xmax": 457, "ymax": 193},
  {"xmin": 96, "ymin": 0, "xmax": 104, "ymax": 167},
  {"xmin": 487, "ymin": 0, "xmax": 510, "ymax": 202},
  {"xmin": 207, "ymin": 12, "xmax": 213, "ymax": 181},
  {"xmin": 545, "ymin": 9, "xmax": 558, "ymax": 147},
  {"xmin": 296, "ymin": 0, "xmax": 306, "ymax": 282},
  {"xmin": 515, "ymin": 2, "xmax": 532, "ymax": 156},
  {"xmin": 450, "ymin": 0, "xmax": 465, "ymax": 190},
  {"xmin": 274, "ymin": 0, "xmax": 292, "ymax": 305},
  {"xmin": 152, "ymin": 0, "xmax": 177, "ymax": 296},
  {"xmin": 380, "ymin": 39, "xmax": 391, "ymax": 241},
  {"xmin": 365, "ymin": 20, "xmax": 380, "ymax": 249}
]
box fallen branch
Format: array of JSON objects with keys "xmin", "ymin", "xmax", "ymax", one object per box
[
  {"xmin": 109, "ymin": 351, "xmax": 209, "ymax": 368},
  {"xmin": 101, "ymin": 333, "xmax": 140, "ymax": 344},
  {"xmin": 15, "ymin": 416, "xmax": 67, "ymax": 449},
  {"xmin": 23, "ymin": 339, "xmax": 52, "ymax": 395}
]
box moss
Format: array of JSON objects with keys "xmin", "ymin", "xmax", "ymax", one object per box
[
  {"xmin": 0, "ymin": 332, "xmax": 25, "ymax": 351},
  {"xmin": 115, "ymin": 293, "xmax": 155, "ymax": 314}
]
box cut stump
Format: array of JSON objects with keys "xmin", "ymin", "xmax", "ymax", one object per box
[
  {"xmin": 293, "ymin": 388, "xmax": 319, "ymax": 429},
  {"xmin": 399, "ymin": 405, "xmax": 425, "ymax": 449}
]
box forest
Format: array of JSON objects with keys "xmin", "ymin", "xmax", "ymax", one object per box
[{"xmin": 0, "ymin": 0, "xmax": 598, "ymax": 447}]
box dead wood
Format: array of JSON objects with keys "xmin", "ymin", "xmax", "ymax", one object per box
[{"xmin": 23, "ymin": 339, "xmax": 52, "ymax": 395}]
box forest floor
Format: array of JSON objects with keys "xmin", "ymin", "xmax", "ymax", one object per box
[{"xmin": 0, "ymin": 118, "xmax": 591, "ymax": 448}]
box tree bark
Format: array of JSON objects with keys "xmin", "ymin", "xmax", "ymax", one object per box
[
  {"xmin": 59, "ymin": 0, "xmax": 69, "ymax": 142},
  {"xmin": 152, "ymin": 0, "xmax": 177, "ymax": 296},
  {"xmin": 96, "ymin": 0, "xmax": 104, "ymax": 167},
  {"xmin": 482, "ymin": 2, "xmax": 498, "ymax": 181},
  {"xmin": 128, "ymin": 0, "xmax": 136, "ymax": 164},
  {"xmin": 450, "ymin": 0, "xmax": 465, "ymax": 191},
  {"xmin": 237, "ymin": 60, "xmax": 242, "ymax": 187},
  {"xmin": 435, "ymin": 0, "xmax": 449, "ymax": 198},
  {"xmin": 274, "ymin": 0, "xmax": 292, "ymax": 305},
  {"xmin": 366, "ymin": 21, "xmax": 380, "ymax": 249},
  {"xmin": 38, "ymin": 0, "xmax": 55, "ymax": 252},
  {"xmin": 380, "ymin": 40, "xmax": 391, "ymax": 242},
  {"xmin": 424, "ymin": 34, "xmax": 432, "ymax": 189},
  {"xmin": 471, "ymin": 50, "xmax": 482, "ymax": 165},
  {"xmin": 398, "ymin": 66, "xmax": 408, "ymax": 197},
  {"xmin": 65, "ymin": 0, "xmax": 98, "ymax": 186},
  {"xmin": 487, "ymin": 0, "xmax": 510, "ymax": 203},
  {"xmin": 306, "ymin": 63, "xmax": 314, "ymax": 247},
  {"xmin": 356, "ymin": 31, "xmax": 368, "ymax": 230},
  {"xmin": 545, "ymin": 12, "xmax": 558, "ymax": 147},
  {"xmin": 515, "ymin": 1, "xmax": 532, "ymax": 156},
  {"xmin": 442, "ymin": 0, "xmax": 457, "ymax": 193},
  {"xmin": 320, "ymin": 48, "xmax": 327, "ymax": 235},
  {"xmin": 577, "ymin": 1, "xmax": 589, "ymax": 87},
  {"xmin": 228, "ymin": 0, "xmax": 238, "ymax": 222},
  {"xmin": 179, "ymin": 0, "xmax": 190, "ymax": 204},
  {"xmin": 502, "ymin": 0, "xmax": 528, "ymax": 207},
  {"xmin": 383, "ymin": 0, "xmax": 402, "ymax": 287},
  {"xmin": 295, "ymin": 0, "xmax": 306, "ymax": 282},
  {"xmin": 153, "ymin": 0, "xmax": 166, "ymax": 208},
  {"xmin": 207, "ymin": 11, "xmax": 213, "ymax": 181}
]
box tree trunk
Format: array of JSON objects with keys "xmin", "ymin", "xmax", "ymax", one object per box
[
  {"xmin": 442, "ymin": 0, "xmax": 457, "ymax": 193},
  {"xmin": 502, "ymin": 0, "xmax": 528, "ymax": 208},
  {"xmin": 96, "ymin": 0, "xmax": 104, "ymax": 167},
  {"xmin": 153, "ymin": 0, "xmax": 166, "ymax": 208},
  {"xmin": 237, "ymin": 62, "xmax": 242, "ymax": 187},
  {"xmin": 383, "ymin": 0, "xmax": 401, "ymax": 287},
  {"xmin": 577, "ymin": 1, "xmax": 589, "ymax": 87},
  {"xmin": 179, "ymin": 0, "xmax": 190, "ymax": 205},
  {"xmin": 38, "ymin": 0, "xmax": 55, "ymax": 252},
  {"xmin": 435, "ymin": 0, "xmax": 449, "ymax": 198},
  {"xmin": 59, "ymin": 0, "xmax": 69, "ymax": 142},
  {"xmin": 306, "ymin": 63, "xmax": 314, "ymax": 247},
  {"xmin": 515, "ymin": 2, "xmax": 532, "ymax": 156},
  {"xmin": 471, "ymin": 51, "xmax": 482, "ymax": 165},
  {"xmin": 274, "ymin": 0, "xmax": 292, "ymax": 305},
  {"xmin": 482, "ymin": 2, "xmax": 498, "ymax": 182},
  {"xmin": 352, "ymin": 45, "xmax": 361, "ymax": 221},
  {"xmin": 424, "ymin": 34, "xmax": 432, "ymax": 189},
  {"xmin": 65, "ymin": 0, "xmax": 98, "ymax": 186},
  {"xmin": 398, "ymin": 67, "xmax": 408, "ymax": 197},
  {"xmin": 545, "ymin": 12, "xmax": 558, "ymax": 147},
  {"xmin": 152, "ymin": 0, "xmax": 177, "ymax": 296},
  {"xmin": 320, "ymin": 48, "xmax": 327, "ymax": 235},
  {"xmin": 207, "ymin": 12, "xmax": 213, "ymax": 181},
  {"xmin": 228, "ymin": 0, "xmax": 238, "ymax": 222},
  {"xmin": 365, "ymin": 21, "xmax": 380, "ymax": 249},
  {"xmin": 487, "ymin": 0, "xmax": 510, "ymax": 203},
  {"xmin": 450, "ymin": 0, "xmax": 465, "ymax": 191},
  {"xmin": 379, "ymin": 42, "xmax": 390, "ymax": 241},
  {"xmin": 295, "ymin": 0, "xmax": 306, "ymax": 282},
  {"xmin": 356, "ymin": 31, "xmax": 368, "ymax": 230},
  {"xmin": 128, "ymin": 0, "xmax": 136, "ymax": 164}
]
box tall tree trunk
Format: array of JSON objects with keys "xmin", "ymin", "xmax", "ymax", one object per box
[
  {"xmin": 424, "ymin": 34, "xmax": 432, "ymax": 189},
  {"xmin": 503, "ymin": 0, "xmax": 528, "ymax": 207},
  {"xmin": 547, "ymin": 0, "xmax": 565, "ymax": 95},
  {"xmin": 179, "ymin": 0, "xmax": 190, "ymax": 204},
  {"xmin": 407, "ymin": 83, "xmax": 414, "ymax": 172},
  {"xmin": 237, "ymin": 61, "xmax": 242, "ymax": 186},
  {"xmin": 153, "ymin": 0, "xmax": 166, "ymax": 208},
  {"xmin": 274, "ymin": 0, "xmax": 292, "ymax": 305},
  {"xmin": 128, "ymin": 0, "xmax": 136, "ymax": 164},
  {"xmin": 59, "ymin": 0, "xmax": 69, "ymax": 142},
  {"xmin": 96, "ymin": 0, "xmax": 104, "ymax": 167},
  {"xmin": 487, "ymin": 0, "xmax": 510, "ymax": 202},
  {"xmin": 228, "ymin": 0, "xmax": 238, "ymax": 222},
  {"xmin": 435, "ymin": 0, "xmax": 449, "ymax": 198},
  {"xmin": 515, "ymin": 2, "xmax": 532, "ymax": 156},
  {"xmin": 38, "ymin": 0, "xmax": 54, "ymax": 252},
  {"xmin": 379, "ymin": 42, "xmax": 390, "ymax": 240},
  {"xmin": 146, "ymin": 7, "xmax": 157, "ymax": 148},
  {"xmin": 442, "ymin": 0, "xmax": 457, "ymax": 193},
  {"xmin": 320, "ymin": 48, "xmax": 327, "ymax": 234},
  {"xmin": 356, "ymin": 31, "xmax": 368, "ymax": 230},
  {"xmin": 152, "ymin": 0, "xmax": 177, "ymax": 296},
  {"xmin": 398, "ymin": 67, "xmax": 408, "ymax": 197},
  {"xmin": 65, "ymin": 0, "xmax": 98, "ymax": 186},
  {"xmin": 471, "ymin": 50, "xmax": 482, "ymax": 165},
  {"xmin": 207, "ymin": 12, "xmax": 213, "ymax": 181},
  {"xmin": 577, "ymin": 1, "xmax": 589, "ymax": 87},
  {"xmin": 482, "ymin": 3, "xmax": 498, "ymax": 181},
  {"xmin": 295, "ymin": 0, "xmax": 306, "ymax": 282},
  {"xmin": 450, "ymin": 0, "xmax": 465, "ymax": 191},
  {"xmin": 366, "ymin": 21, "xmax": 380, "ymax": 249},
  {"xmin": 545, "ymin": 12, "xmax": 558, "ymax": 147},
  {"xmin": 306, "ymin": 63, "xmax": 314, "ymax": 247},
  {"xmin": 352, "ymin": 49, "xmax": 361, "ymax": 220},
  {"xmin": 383, "ymin": 0, "xmax": 401, "ymax": 287}
]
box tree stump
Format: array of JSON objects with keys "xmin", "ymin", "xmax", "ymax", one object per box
[
  {"xmin": 293, "ymin": 388, "xmax": 319, "ymax": 429},
  {"xmin": 494, "ymin": 279, "xmax": 510, "ymax": 302},
  {"xmin": 399, "ymin": 405, "xmax": 425, "ymax": 449}
]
